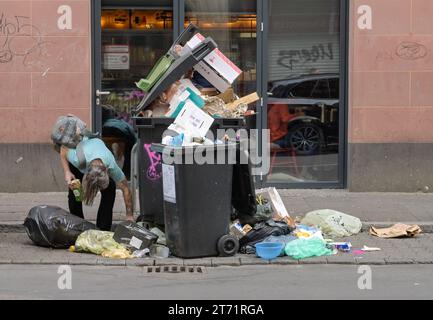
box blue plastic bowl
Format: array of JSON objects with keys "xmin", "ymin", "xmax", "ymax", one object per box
[{"xmin": 255, "ymin": 242, "xmax": 284, "ymax": 260}]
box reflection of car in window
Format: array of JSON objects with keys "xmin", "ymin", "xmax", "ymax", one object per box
[{"xmin": 268, "ymin": 74, "xmax": 339, "ymax": 155}]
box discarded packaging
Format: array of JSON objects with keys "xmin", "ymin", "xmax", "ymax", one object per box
[
  {"xmin": 301, "ymin": 209, "xmax": 362, "ymax": 238},
  {"xmin": 230, "ymin": 220, "xmax": 252, "ymax": 239},
  {"xmin": 255, "ymin": 188, "xmax": 295, "ymax": 227},
  {"xmin": 150, "ymin": 227, "xmax": 167, "ymax": 246},
  {"xmin": 182, "ymin": 33, "xmax": 242, "ymax": 93},
  {"xmin": 74, "ymin": 230, "xmax": 132, "ymax": 259},
  {"xmin": 369, "ymin": 223, "xmax": 422, "ymax": 238},
  {"xmin": 329, "ymin": 242, "xmax": 352, "ymax": 252},
  {"xmin": 113, "ymin": 221, "xmax": 158, "ymax": 251},
  {"xmin": 285, "ymin": 237, "xmax": 334, "ymax": 260},
  {"xmin": 361, "ymin": 245, "xmax": 381, "ymax": 251},
  {"xmin": 150, "ymin": 244, "xmax": 170, "ymax": 258},
  {"xmin": 132, "ymin": 248, "xmax": 150, "ymax": 258},
  {"xmin": 168, "ymin": 102, "xmax": 214, "ymax": 141}
]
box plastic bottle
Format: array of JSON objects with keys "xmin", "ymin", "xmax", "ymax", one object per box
[{"xmin": 71, "ymin": 179, "xmax": 83, "ymax": 202}]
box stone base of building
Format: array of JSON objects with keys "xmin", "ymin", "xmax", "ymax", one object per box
[
  {"xmin": 348, "ymin": 143, "xmax": 433, "ymax": 192},
  {"xmin": 0, "ymin": 144, "xmax": 65, "ymax": 192}
]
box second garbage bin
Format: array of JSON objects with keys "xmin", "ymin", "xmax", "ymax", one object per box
[
  {"xmin": 134, "ymin": 117, "xmax": 245, "ymax": 227},
  {"xmin": 151, "ymin": 142, "xmax": 242, "ymax": 258}
]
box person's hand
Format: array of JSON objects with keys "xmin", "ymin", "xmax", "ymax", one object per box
[
  {"xmin": 65, "ymin": 171, "xmax": 75, "ymax": 188},
  {"xmin": 126, "ymin": 215, "xmax": 134, "ymax": 222}
]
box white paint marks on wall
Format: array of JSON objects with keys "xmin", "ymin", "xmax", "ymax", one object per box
[
  {"xmin": 357, "ymin": 5, "xmax": 373, "ymax": 30},
  {"xmin": 57, "ymin": 5, "xmax": 72, "ymax": 30}
]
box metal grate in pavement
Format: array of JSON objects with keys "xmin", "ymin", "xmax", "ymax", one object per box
[{"xmin": 146, "ymin": 266, "xmax": 206, "ymax": 273}]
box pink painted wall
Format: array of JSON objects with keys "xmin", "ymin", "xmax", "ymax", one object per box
[
  {"xmin": 0, "ymin": 0, "xmax": 91, "ymax": 143},
  {"xmin": 350, "ymin": 0, "xmax": 433, "ymax": 143}
]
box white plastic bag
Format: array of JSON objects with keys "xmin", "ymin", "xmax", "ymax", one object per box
[{"xmin": 300, "ymin": 209, "xmax": 362, "ymax": 238}]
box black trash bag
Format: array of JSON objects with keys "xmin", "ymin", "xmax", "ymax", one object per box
[
  {"xmin": 24, "ymin": 205, "xmax": 97, "ymax": 249},
  {"xmin": 239, "ymin": 219, "xmax": 294, "ymax": 251}
]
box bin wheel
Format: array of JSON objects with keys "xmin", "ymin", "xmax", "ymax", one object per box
[{"xmin": 217, "ymin": 235, "xmax": 239, "ymax": 257}]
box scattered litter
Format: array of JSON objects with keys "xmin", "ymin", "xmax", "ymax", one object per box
[
  {"xmin": 329, "ymin": 242, "xmax": 352, "ymax": 252},
  {"xmin": 230, "ymin": 220, "xmax": 252, "ymax": 239},
  {"xmin": 256, "ymin": 188, "xmax": 295, "ymax": 227},
  {"xmin": 239, "ymin": 219, "xmax": 294, "ymax": 253},
  {"xmin": 361, "ymin": 245, "xmax": 381, "ymax": 252},
  {"xmin": 132, "ymin": 248, "xmax": 150, "ymax": 258},
  {"xmin": 150, "ymin": 244, "xmax": 170, "ymax": 258},
  {"xmin": 301, "ymin": 209, "xmax": 362, "ymax": 238},
  {"xmin": 352, "ymin": 250, "xmax": 364, "ymax": 255},
  {"xmin": 15, "ymin": 157, "xmax": 23, "ymax": 164},
  {"xmin": 113, "ymin": 221, "xmax": 158, "ymax": 251},
  {"xmin": 73, "ymin": 230, "xmax": 132, "ymax": 259},
  {"xmin": 150, "ymin": 227, "xmax": 167, "ymax": 246},
  {"xmin": 262, "ymin": 235, "xmax": 297, "ymax": 256},
  {"xmin": 370, "ymin": 223, "xmax": 422, "ymax": 238},
  {"xmin": 285, "ymin": 237, "xmax": 334, "ymax": 260}
]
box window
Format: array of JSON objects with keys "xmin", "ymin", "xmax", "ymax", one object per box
[
  {"xmin": 290, "ymin": 80, "xmax": 317, "ymax": 98},
  {"xmin": 312, "ymin": 79, "xmax": 330, "ymax": 99},
  {"xmin": 329, "ymin": 78, "xmax": 339, "ymax": 99}
]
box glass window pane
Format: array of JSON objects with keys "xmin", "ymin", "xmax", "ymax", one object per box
[
  {"xmin": 291, "ymin": 80, "xmax": 316, "ymax": 98},
  {"xmin": 311, "ymin": 79, "xmax": 331, "ymax": 99},
  {"xmin": 185, "ymin": 0, "xmax": 257, "ymax": 97},
  {"xmin": 266, "ymin": 0, "xmax": 340, "ymax": 184},
  {"xmin": 101, "ymin": 6, "xmax": 173, "ymax": 114}
]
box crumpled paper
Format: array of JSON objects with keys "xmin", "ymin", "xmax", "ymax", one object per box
[{"xmin": 369, "ymin": 223, "xmax": 422, "ymax": 238}]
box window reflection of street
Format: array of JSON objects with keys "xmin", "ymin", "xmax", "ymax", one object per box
[{"xmin": 267, "ymin": 74, "xmax": 340, "ymax": 182}]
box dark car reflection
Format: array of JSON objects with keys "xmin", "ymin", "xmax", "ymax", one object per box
[{"xmin": 267, "ymin": 74, "xmax": 339, "ymax": 155}]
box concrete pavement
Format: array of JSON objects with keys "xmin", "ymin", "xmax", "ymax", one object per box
[
  {"xmin": 1, "ymin": 264, "xmax": 432, "ymax": 299},
  {"xmin": 1, "ymin": 189, "xmax": 433, "ymax": 228},
  {"xmin": 1, "ymin": 189, "xmax": 432, "ymax": 267},
  {"xmin": 1, "ymin": 232, "xmax": 432, "ymax": 266}
]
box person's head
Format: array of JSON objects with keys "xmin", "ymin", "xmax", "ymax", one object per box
[{"xmin": 82, "ymin": 159, "xmax": 109, "ymax": 206}]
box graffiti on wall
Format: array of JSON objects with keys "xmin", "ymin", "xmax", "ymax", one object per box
[
  {"xmin": 376, "ymin": 42, "xmax": 429, "ymax": 62},
  {"xmin": 0, "ymin": 13, "xmax": 47, "ymax": 65},
  {"xmin": 277, "ymin": 43, "xmax": 334, "ymax": 71},
  {"xmin": 396, "ymin": 42, "xmax": 428, "ymax": 61}
]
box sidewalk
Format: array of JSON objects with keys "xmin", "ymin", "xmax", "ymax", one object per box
[
  {"xmin": 1, "ymin": 189, "xmax": 433, "ymax": 228},
  {"xmin": 1, "ymin": 190, "xmax": 432, "ymax": 266}
]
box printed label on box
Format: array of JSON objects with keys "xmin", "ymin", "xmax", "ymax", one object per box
[
  {"xmin": 162, "ymin": 164, "xmax": 176, "ymax": 204},
  {"xmin": 129, "ymin": 236, "xmax": 143, "ymax": 249}
]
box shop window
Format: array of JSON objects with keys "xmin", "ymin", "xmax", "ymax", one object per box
[
  {"xmin": 290, "ymin": 80, "xmax": 317, "ymax": 98},
  {"xmin": 311, "ymin": 80, "xmax": 331, "ymax": 99}
]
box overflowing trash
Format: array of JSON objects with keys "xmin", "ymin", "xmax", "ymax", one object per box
[
  {"xmin": 370, "ymin": 223, "xmax": 422, "ymax": 238},
  {"xmin": 23, "ymin": 22, "xmax": 383, "ymax": 263},
  {"xmin": 300, "ymin": 209, "xmax": 362, "ymax": 238}
]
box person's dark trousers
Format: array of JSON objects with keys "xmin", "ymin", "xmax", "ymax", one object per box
[{"xmin": 68, "ymin": 163, "xmax": 116, "ymax": 231}]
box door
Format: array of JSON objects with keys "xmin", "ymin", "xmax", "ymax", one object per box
[
  {"xmin": 93, "ymin": 0, "xmax": 177, "ymax": 178},
  {"xmin": 262, "ymin": 0, "xmax": 347, "ymax": 188}
]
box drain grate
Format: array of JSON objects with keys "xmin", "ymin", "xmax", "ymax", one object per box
[{"xmin": 146, "ymin": 266, "xmax": 206, "ymax": 273}]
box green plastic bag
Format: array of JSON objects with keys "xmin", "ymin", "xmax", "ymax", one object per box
[{"xmin": 284, "ymin": 237, "xmax": 333, "ymax": 260}]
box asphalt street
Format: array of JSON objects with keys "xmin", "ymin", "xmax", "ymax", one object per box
[{"xmin": 0, "ymin": 264, "xmax": 432, "ymax": 300}]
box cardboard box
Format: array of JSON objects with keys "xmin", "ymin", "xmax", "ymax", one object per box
[
  {"xmin": 182, "ymin": 33, "xmax": 242, "ymax": 93},
  {"xmin": 113, "ymin": 221, "xmax": 158, "ymax": 251}
]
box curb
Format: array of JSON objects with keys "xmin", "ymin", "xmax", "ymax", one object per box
[
  {"xmin": 2, "ymin": 221, "xmax": 433, "ymax": 233},
  {"xmin": 0, "ymin": 258, "xmax": 431, "ymax": 267}
]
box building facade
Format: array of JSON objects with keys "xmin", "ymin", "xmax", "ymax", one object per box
[{"xmin": 1, "ymin": 0, "xmax": 432, "ymax": 192}]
